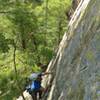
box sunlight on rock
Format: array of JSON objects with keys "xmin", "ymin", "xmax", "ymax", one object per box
[{"xmin": 16, "ymin": 91, "xmax": 32, "ymax": 100}]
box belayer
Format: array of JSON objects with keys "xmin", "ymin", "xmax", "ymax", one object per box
[{"xmin": 26, "ymin": 72, "xmax": 52, "ymax": 100}]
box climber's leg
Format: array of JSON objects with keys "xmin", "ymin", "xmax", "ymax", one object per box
[
  {"xmin": 31, "ymin": 91, "xmax": 37, "ymax": 100},
  {"xmin": 34, "ymin": 87, "xmax": 45, "ymax": 99},
  {"xmin": 39, "ymin": 87, "xmax": 45, "ymax": 99}
]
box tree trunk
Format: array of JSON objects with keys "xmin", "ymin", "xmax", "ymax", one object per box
[
  {"xmin": 13, "ymin": 42, "xmax": 26, "ymax": 100},
  {"xmin": 44, "ymin": 0, "xmax": 48, "ymax": 46},
  {"xmin": 57, "ymin": 19, "xmax": 62, "ymax": 45},
  {"xmin": 21, "ymin": 37, "xmax": 26, "ymax": 50}
]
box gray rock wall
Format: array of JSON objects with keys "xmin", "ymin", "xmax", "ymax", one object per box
[{"xmin": 43, "ymin": 0, "xmax": 100, "ymax": 100}]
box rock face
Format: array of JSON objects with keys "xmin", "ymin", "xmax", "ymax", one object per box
[{"xmin": 43, "ymin": 0, "xmax": 100, "ymax": 100}]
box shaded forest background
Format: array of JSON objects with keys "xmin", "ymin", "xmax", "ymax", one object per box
[{"xmin": 0, "ymin": 0, "xmax": 74, "ymax": 99}]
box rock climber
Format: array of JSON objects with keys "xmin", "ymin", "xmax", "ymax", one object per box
[{"xmin": 26, "ymin": 72, "xmax": 52, "ymax": 100}]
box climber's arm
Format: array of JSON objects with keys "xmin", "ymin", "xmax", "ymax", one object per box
[{"xmin": 41, "ymin": 72, "xmax": 53, "ymax": 76}]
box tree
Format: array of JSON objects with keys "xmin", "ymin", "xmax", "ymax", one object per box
[{"xmin": 0, "ymin": 0, "xmax": 72, "ymax": 99}]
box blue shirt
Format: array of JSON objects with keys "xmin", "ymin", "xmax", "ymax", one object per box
[{"xmin": 31, "ymin": 80, "xmax": 41, "ymax": 90}]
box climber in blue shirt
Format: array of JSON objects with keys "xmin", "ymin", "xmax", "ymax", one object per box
[
  {"xmin": 31, "ymin": 80, "xmax": 41, "ymax": 90},
  {"xmin": 26, "ymin": 72, "xmax": 52, "ymax": 100}
]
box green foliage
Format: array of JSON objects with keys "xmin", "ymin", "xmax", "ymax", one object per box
[
  {"xmin": 0, "ymin": 33, "xmax": 10, "ymax": 53},
  {"xmin": 38, "ymin": 46, "xmax": 54, "ymax": 62},
  {"xmin": 0, "ymin": 0, "xmax": 72, "ymax": 99}
]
